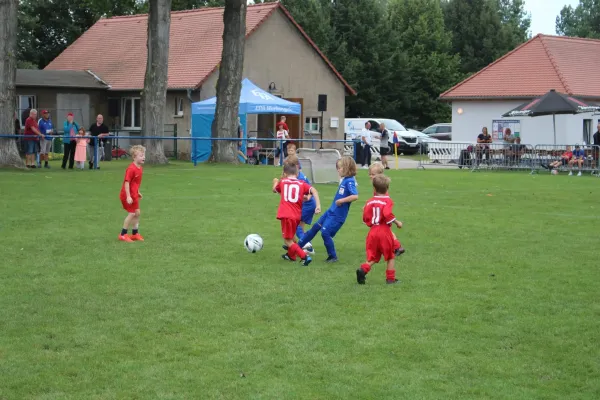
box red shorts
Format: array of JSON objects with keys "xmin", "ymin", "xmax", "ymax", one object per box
[
  {"xmin": 366, "ymin": 228, "xmax": 395, "ymax": 262},
  {"xmin": 280, "ymin": 218, "xmax": 300, "ymax": 240},
  {"xmin": 120, "ymin": 197, "xmax": 139, "ymax": 213}
]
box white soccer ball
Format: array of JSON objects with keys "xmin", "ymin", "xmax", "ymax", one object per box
[
  {"xmin": 244, "ymin": 234, "xmax": 263, "ymax": 253},
  {"xmin": 551, "ymin": 169, "xmax": 558, "ymax": 175}
]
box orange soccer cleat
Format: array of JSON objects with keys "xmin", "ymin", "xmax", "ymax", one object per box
[
  {"xmin": 129, "ymin": 233, "xmax": 145, "ymax": 241},
  {"xmin": 119, "ymin": 234, "xmax": 133, "ymax": 242}
]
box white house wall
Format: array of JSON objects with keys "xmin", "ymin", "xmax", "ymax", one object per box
[{"xmin": 451, "ymin": 101, "xmax": 599, "ymax": 146}]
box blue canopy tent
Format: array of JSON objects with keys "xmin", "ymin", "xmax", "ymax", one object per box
[{"xmin": 191, "ymin": 78, "xmax": 301, "ymax": 164}]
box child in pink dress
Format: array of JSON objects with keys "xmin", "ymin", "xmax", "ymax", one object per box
[{"xmin": 74, "ymin": 127, "xmax": 89, "ymax": 170}]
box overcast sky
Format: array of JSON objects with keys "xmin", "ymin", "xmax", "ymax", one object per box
[{"xmin": 526, "ymin": 0, "xmax": 580, "ymax": 35}]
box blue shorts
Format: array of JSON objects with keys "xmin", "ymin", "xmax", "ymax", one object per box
[
  {"xmin": 25, "ymin": 140, "xmax": 38, "ymax": 155},
  {"xmin": 301, "ymin": 203, "xmax": 316, "ymax": 225},
  {"xmin": 316, "ymin": 214, "xmax": 344, "ymax": 238}
]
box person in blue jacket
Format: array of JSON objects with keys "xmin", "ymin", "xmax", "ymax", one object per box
[{"xmin": 62, "ymin": 112, "xmax": 79, "ymax": 169}]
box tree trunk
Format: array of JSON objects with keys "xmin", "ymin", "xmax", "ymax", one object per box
[
  {"xmin": 0, "ymin": 0, "xmax": 25, "ymax": 169},
  {"xmin": 141, "ymin": 0, "xmax": 172, "ymax": 164},
  {"xmin": 212, "ymin": 0, "xmax": 246, "ymax": 163}
]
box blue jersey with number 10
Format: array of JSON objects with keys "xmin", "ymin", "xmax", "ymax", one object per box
[{"xmin": 327, "ymin": 176, "xmax": 358, "ymax": 221}]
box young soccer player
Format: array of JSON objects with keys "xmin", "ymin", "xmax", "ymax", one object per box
[
  {"xmin": 368, "ymin": 163, "xmax": 405, "ymax": 255},
  {"xmin": 356, "ymin": 174, "xmax": 403, "ymax": 285},
  {"xmin": 118, "ymin": 145, "xmax": 146, "ymax": 242},
  {"xmin": 282, "ymin": 154, "xmax": 317, "ymax": 245},
  {"xmin": 296, "ymin": 156, "xmax": 358, "ymax": 262},
  {"xmin": 273, "ymin": 163, "xmax": 321, "ymax": 265}
]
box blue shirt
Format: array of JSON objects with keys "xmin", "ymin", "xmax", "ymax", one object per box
[
  {"xmin": 38, "ymin": 118, "xmax": 54, "ymax": 139},
  {"xmin": 298, "ymin": 171, "xmax": 316, "ymax": 208},
  {"xmin": 327, "ymin": 176, "xmax": 358, "ymax": 221},
  {"xmin": 573, "ymin": 148, "xmax": 585, "ymax": 158},
  {"xmin": 63, "ymin": 121, "xmax": 80, "ymax": 144}
]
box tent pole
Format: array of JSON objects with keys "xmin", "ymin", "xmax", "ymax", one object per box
[{"xmin": 553, "ymin": 114, "xmax": 556, "ymax": 145}]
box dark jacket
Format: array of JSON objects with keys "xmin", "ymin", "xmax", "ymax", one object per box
[{"xmin": 593, "ymin": 130, "xmax": 600, "ymax": 146}]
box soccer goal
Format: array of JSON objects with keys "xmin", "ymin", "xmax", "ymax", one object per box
[{"xmin": 297, "ymin": 148, "xmax": 341, "ymax": 184}]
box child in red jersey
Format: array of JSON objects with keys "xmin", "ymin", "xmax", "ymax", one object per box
[
  {"xmin": 356, "ymin": 174, "xmax": 403, "ymax": 285},
  {"xmin": 118, "ymin": 145, "xmax": 146, "ymax": 242},
  {"xmin": 273, "ymin": 163, "xmax": 321, "ymax": 266},
  {"xmin": 368, "ymin": 162, "xmax": 404, "ymax": 256}
]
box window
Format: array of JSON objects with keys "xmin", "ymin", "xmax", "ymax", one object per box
[
  {"xmin": 17, "ymin": 95, "xmax": 36, "ymax": 127},
  {"xmin": 304, "ymin": 116, "xmax": 320, "ymax": 133},
  {"xmin": 422, "ymin": 126, "xmax": 436, "ymax": 135},
  {"xmin": 438, "ymin": 125, "xmax": 452, "ymax": 133},
  {"xmin": 174, "ymin": 97, "xmax": 184, "ymax": 116},
  {"xmin": 121, "ymin": 97, "xmax": 141, "ymax": 129}
]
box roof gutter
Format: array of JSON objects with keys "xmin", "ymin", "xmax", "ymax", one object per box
[{"xmin": 86, "ymin": 69, "xmax": 111, "ymax": 88}]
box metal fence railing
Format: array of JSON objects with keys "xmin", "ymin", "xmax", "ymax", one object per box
[
  {"xmin": 418, "ymin": 141, "xmax": 600, "ymax": 175},
  {"xmin": 3, "ymin": 133, "xmax": 599, "ymax": 176}
]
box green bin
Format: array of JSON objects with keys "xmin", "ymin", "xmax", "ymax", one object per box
[{"xmin": 53, "ymin": 137, "xmax": 64, "ymax": 154}]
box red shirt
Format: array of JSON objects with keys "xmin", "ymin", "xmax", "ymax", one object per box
[
  {"xmin": 363, "ymin": 195, "xmax": 396, "ymax": 229},
  {"xmin": 24, "ymin": 117, "xmax": 39, "ymax": 141},
  {"xmin": 275, "ymin": 178, "xmax": 311, "ymax": 220},
  {"xmin": 277, "ymin": 121, "xmax": 289, "ymax": 131},
  {"xmin": 119, "ymin": 163, "xmax": 143, "ymax": 200}
]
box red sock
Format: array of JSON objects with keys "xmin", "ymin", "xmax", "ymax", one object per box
[
  {"xmin": 361, "ymin": 263, "xmax": 371, "ymax": 274},
  {"xmin": 289, "ymin": 243, "xmax": 306, "ymax": 260},
  {"xmin": 393, "ymin": 239, "xmax": 401, "ymax": 250},
  {"xmin": 386, "ymin": 268, "xmax": 396, "ymax": 281}
]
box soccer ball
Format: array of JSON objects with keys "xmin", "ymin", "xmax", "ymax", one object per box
[
  {"xmin": 551, "ymin": 169, "xmax": 558, "ymax": 175},
  {"xmin": 244, "ymin": 234, "xmax": 263, "ymax": 253}
]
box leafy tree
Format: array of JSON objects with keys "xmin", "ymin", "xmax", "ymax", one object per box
[
  {"xmin": 556, "ymin": 0, "xmax": 600, "ymax": 38},
  {"xmin": 388, "ymin": 0, "xmax": 460, "ymax": 127}
]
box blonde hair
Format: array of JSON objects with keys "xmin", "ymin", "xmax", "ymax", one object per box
[
  {"xmin": 130, "ymin": 145, "xmax": 146, "ymax": 158},
  {"xmin": 284, "ymin": 154, "xmax": 299, "ymax": 167},
  {"xmin": 368, "ymin": 162, "xmax": 384, "ymax": 176},
  {"xmin": 372, "ymin": 174, "xmax": 390, "ymax": 195},
  {"xmin": 337, "ymin": 156, "xmax": 356, "ymax": 177}
]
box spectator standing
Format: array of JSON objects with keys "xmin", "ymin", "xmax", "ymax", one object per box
[
  {"xmin": 378, "ymin": 123, "xmax": 390, "ymax": 169},
  {"xmin": 74, "ymin": 127, "xmax": 89, "ymax": 170},
  {"xmin": 62, "ymin": 113, "xmax": 79, "ymax": 169},
  {"xmin": 593, "ymin": 122, "xmax": 600, "ymax": 163},
  {"xmin": 37, "ymin": 110, "xmax": 54, "ymax": 169},
  {"xmin": 278, "ymin": 115, "xmax": 289, "ymax": 132},
  {"xmin": 88, "ymin": 114, "xmax": 110, "ymax": 169},
  {"xmin": 24, "ymin": 109, "xmax": 43, "ymax": 168},
  {"xmin": 361, "ymin": 121, "xmax": 378, "ymax": 169}
]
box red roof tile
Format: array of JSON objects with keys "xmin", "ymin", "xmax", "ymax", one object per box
[
  {"xmin": 45, "ymin": 3, "xmax": 355, "ymax": 95},
  {"xmin": 440, "ymin": 34, "xmax": 600, "ymax": 100}
]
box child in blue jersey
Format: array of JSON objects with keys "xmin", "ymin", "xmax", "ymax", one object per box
[{"xmin": 296, "ymin": 156, "xmax": 358, "ymax": 262}]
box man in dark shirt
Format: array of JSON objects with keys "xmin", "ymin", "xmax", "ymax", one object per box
[
  {"xmin": 88, "ymin": 114, "xmax": 110, "ymax": 169},
  {"xmin": 476, "ymin": 127, "xmax": 492, "ymax": 164},
  {"xmin": 593, "ymin": 122, "xmax": 600, "ymax": 167}
]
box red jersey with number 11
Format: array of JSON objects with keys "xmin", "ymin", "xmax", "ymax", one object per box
[
  {"xmin": 275, "ymin": 178, "xmax": 312, "ymax": 220},
  {"xmin": 363, "ymin": 195, "xmax": 396, "ymax": 229}
]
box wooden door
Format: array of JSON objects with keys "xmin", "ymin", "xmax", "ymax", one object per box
[{"xmin": 277, "ymin": 98, "xmax": 303, "ymax": 141}]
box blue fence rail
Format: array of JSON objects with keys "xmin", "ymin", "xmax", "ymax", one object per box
[{"xmin": 0, "ymin": 134, "xmax": 359, "ymax": 168}]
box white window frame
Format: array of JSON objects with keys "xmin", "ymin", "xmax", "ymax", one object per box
[
  {"xmin": 121, "ymin": 97, "xmax": 141, "ymax": 129},
  {"xmin": 174, "ymin": 97, "xmax": 184, "ymax": 116},
  {"xmin": 17, "ymin": 95, "xmax": 37, "ymax": 128},
  {"xmin": 304, "ymin": 116, "xmax": 320, "ymax": 134}
]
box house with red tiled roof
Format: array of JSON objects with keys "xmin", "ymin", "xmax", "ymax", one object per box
[
  {"xmin": 439, "ymin": 34, "xmax": 600, "ymax": 145},
  {"xmin": 43, "ymin": 2, "xmax": 354, "ymax": 158}
]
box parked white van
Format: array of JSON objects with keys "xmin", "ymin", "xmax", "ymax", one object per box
[{"xmin": 345, "ymin": 118, "xmax": 422, "ymax": 155}]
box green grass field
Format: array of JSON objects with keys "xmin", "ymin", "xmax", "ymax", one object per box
[{"xmin": 1, "ymin": 160, "xmax": 599, "ymax": 399}]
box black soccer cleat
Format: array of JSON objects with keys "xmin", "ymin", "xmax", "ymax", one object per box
[
  {"xmin": 282, "ymin": 245, "xmax": 289, "ymax": 251},
  {"xmin": 302, "ymin": 256, "xmax": 312, "ymax": 267},
  {"xmin": 395, "ymin": 247, "xmax": 405, "ymax": 256},
  {"xmin": 281, "ymin": 254, "xmax": 294, "ymax": 262},
  {"xmin": 356, "ymin": 268, "xmax": 366, "ymax": 285},
  {"xmin": 386, "ymin": 279, "xmax": 400, "ymax": 285},
  {"xmin": 325, "ymin": 256, "xmax": 338, "ymax": 263}
]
